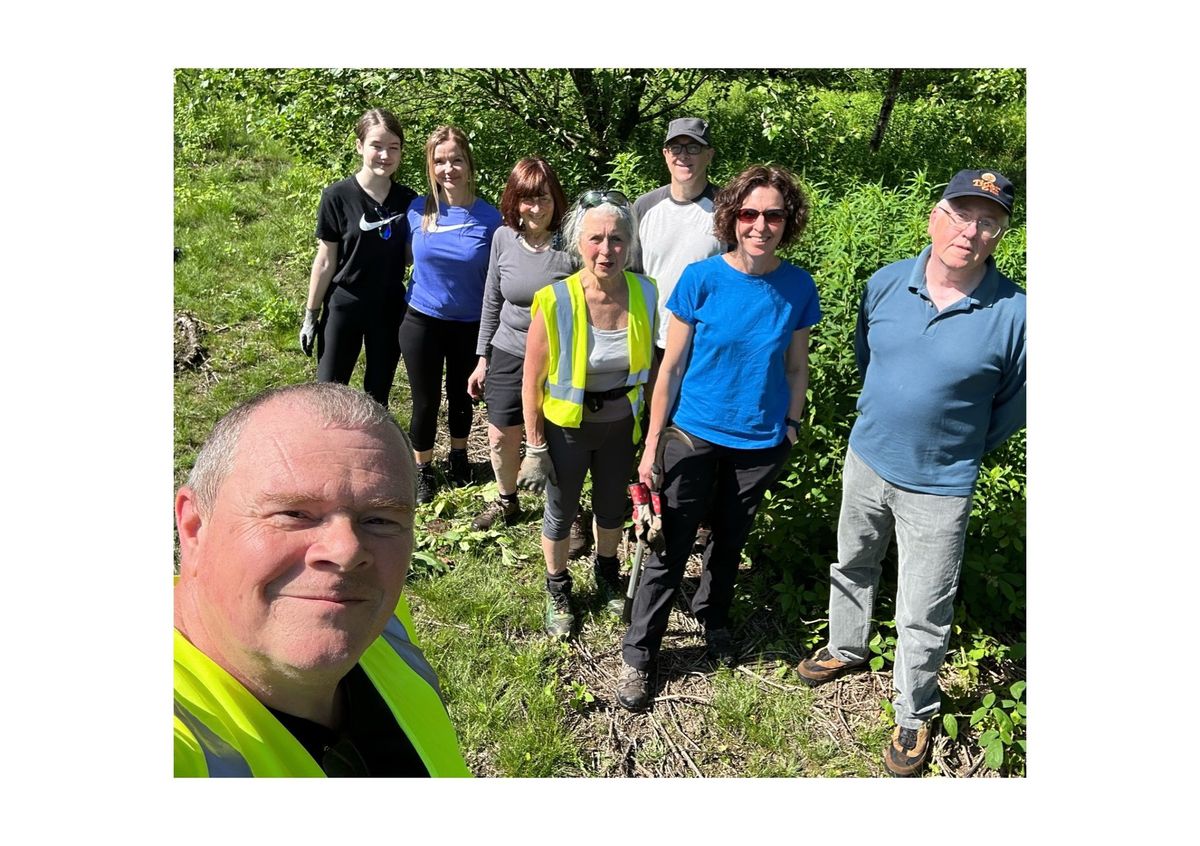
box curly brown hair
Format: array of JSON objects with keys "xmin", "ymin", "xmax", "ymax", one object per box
[{"xmin": 712, "ymin": 165, "xmax": 810, "ymax": 250}]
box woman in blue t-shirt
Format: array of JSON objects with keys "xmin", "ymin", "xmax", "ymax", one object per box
[
  {"xmin": 615, "ymin": 165, "xmax": 821, "ymax": 712},
  {"xmin": 400, "ymin": 125, "xmax": 501, "ymax": 502}
]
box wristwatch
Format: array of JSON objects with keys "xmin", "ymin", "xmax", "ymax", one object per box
[{"xmin": 785, "ymin": 417, "xmax": 802, "ymax": 441}]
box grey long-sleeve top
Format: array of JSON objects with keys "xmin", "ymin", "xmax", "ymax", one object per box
[{"xmin": 476, "ymin": 226, "xmax": 578, "ymax": 359}]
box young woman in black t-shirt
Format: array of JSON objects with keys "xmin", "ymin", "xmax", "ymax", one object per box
[{"xmin": 300, "ymin": 108, "xmax": 417, "ymax": 406}]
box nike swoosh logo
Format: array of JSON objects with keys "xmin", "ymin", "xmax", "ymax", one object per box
[
  {"xmin": 359, "ymin": 212, "xmax": 406, "ymax": 231},
  {"xmin": 425, "ymin": 222, "xmax": 476, "ymax": 233}
]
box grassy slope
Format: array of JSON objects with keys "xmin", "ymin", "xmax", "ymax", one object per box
[{"xmin": 175, "ymin": 135, "xmax": 1014, "ymax": 778}]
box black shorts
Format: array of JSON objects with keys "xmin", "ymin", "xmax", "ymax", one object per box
[{"xmin": 484, "ymin": 346, "xmax": 525, "ymax": 428}]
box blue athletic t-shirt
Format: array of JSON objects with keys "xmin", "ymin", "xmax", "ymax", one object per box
[
  {"xmin": 668, "ymin": 255, "xmax": 821, "ymax": 449},
  {"xmin": 406, "ymin": 197, "xmax": 501, "ymax": 322}
]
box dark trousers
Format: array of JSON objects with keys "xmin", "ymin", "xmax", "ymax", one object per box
[
  {"xmin": 398, "ymin": 307, "xmax": 480, "ymax": 452},
  {"xmin": 621, "ymin": 429, "xmax": 791, "ymax": 670},
  {"xmin": 316, "ymin": 285, "xmax": 406, "ymax": 407}
]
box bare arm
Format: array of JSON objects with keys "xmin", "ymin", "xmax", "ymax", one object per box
[
  {"xmin": 783, "ymin": 328, "xmax": 811, "ymax": 444},
  {"xmin": 639, "ymin": 313, "xmax": 694, "ymax": 486},
  {"xmin": 306, "ymin": 240, "xmax": 339, "ymax": 310},
  {"xmin": 522, "ymin": 310, "xmax": 551, "ymax": 448}
]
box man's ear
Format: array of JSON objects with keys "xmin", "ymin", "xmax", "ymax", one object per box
[{"xmin": 176, "ymin": 487, "xmax": 205, "ymax": 568}]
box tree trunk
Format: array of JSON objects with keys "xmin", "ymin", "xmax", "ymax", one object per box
[{"xmin": 869, "ymin": 69, "xmax": 904, "ymax": 153}]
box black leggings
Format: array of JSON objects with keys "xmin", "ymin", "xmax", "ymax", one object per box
[
  {"xmin": 316, "ymin": 284, "xmax": 406, "ymax": 407},
  {"xmin": 398, "ymin": 307, "xmax": 480, "ymax": 452}
]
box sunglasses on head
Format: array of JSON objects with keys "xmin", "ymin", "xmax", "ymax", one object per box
[
  {"xmin": 736, "ymin": 208, "xmax": 788, "ymax": 225},
  {"xmin": 579, "ymin": 189, "xmax": 629, "ymax": 209}
]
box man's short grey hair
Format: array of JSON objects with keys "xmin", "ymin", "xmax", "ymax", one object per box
[
  {"xmin": 560, "ymin": 198, "xmax": 640, "ymax": 264},
  {"xmin": 185, "ymin": 382, "xmax": 414, "ymax": 517}
]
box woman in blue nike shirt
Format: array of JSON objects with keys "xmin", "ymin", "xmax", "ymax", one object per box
[
  {"xmin": 300, "ymin": 108, "xmax": 416, "ymax": 406},
  {"xmin": 401, "ymin": 125, "xmax": 502, "ymax": 502}
]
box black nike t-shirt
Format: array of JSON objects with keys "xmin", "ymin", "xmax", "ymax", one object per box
[{"xmin": 314, "ymin": 176, "xmax": 417, "ymax": 295}]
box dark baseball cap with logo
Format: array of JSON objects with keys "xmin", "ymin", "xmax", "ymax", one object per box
[
  {"xmin": 664, "ymin": 117, "xmax": 711, "ymax": 146},
  {"xmin": 942, "ymin": 169, "xmax": 1015, "ymax": 215}
]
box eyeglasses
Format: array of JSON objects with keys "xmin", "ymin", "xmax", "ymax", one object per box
[
  {"xmin": 373, "ymin": 205, "xmax": 402, "ymax": 240},
  {"xmin": 935, "ymin": 205, "xmax": 1006, "ymax": 241},
  {"xmin": 666, "ymin": 142, "xmax": 706, "ymax": 156},
  {"xmin": 736, "ymin": 208, "xmax": 788, "ymax": 225},
  {"xmin": 579, "ymin": 189, "xmax": 629, "ymax": 209}
]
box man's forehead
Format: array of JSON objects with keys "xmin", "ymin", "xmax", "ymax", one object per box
[{"xmin": 234, "ymin": 404, "xmax": 410, "ymax": 480}]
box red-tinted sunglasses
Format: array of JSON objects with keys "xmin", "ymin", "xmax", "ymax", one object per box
[{"xmin": 736, "ymin": 208, "xmax": 788, "ymax": 225}]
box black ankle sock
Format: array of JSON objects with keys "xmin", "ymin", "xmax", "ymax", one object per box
[
  {"xmin": 500, "ymin": 491, "xmax": 518, "ymax": 504},
  {"xmin": 594, "ymin": 555, "xmax": 620, "ymax": 581},
  {"xmin": 546, "ymin": 569, "xmax": 572, "ymax": 594}
]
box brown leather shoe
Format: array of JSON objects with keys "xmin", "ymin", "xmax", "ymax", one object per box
[
  {"xmin": 795, "ymin": 647, "xmax": 863, "ymax": 687},
  {"xmin": 884, "ymin": 723, "xmax": 932, "ymax": 777}
]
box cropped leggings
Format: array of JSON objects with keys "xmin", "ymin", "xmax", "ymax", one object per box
[
  {"xmin": 316, "ymin": 284, "xmax": 406, "ymax": 407},
  {"xmin": 542, "ymin": 415, "xmax": 637, "ymax": 541},
  {"xmin": 398, "ymin": 307, "xmax": 480, "ymax": 452}
]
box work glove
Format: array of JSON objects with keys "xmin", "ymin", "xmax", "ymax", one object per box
[
  {"xmin": 299, "ymin": 308, "xmax": 320, "ymax": 357},
  {"xmin": 516, "ymin": 442, "xmax": 557, "ymax": 494}
]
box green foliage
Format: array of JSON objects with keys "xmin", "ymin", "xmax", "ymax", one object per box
[{"xmin": 965, "ymin": 679, "xmax": 1027, "ymax": 774}]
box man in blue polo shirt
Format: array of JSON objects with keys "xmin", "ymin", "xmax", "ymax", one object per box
[{"xmin": 796, "ymin": 169, "xmax": 1026, "ymax": 777}]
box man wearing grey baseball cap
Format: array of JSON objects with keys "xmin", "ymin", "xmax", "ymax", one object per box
[
  {"xmin": 796, "ymin": 169, "xmax": 1026, "ymax": 777},
  {"xmin": 631, "ymin": 117, "xmax": 726, "ymax": 355}
]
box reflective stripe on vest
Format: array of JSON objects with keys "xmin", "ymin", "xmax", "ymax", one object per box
[
  {"xmin": 173, "ymin": 699, "xmax": 252, "ymax": 777},
  {"xmin": 533, "ymin": 270, "xmax": 657, "ymax": 443},
  {"xmin": 379, "ymin": 615, "xmax": 445, "ymax": 706}
]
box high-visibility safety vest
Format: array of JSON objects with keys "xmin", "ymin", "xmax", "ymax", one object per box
[
  {"xmin": 173, "ymin": 595, "xmax": 471, "ymax": 777},
  {"xmin": 531, "ymin": 270, "xmax": 657, "ymax": 443}
]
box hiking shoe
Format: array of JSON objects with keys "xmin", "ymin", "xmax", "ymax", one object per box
[
  {"xmin": 795, "ymin": 647, "xmax": 863, "ymax": 687},
  {"xmin": 448, "ymin": 449, "xmax": 471, "ymax": 487},
  {"xmin": 704, "ymin": 627, "xmax": 737, "ymax": 666},
  {"xmin": 544, "ymin": 589, "xmax": 574, "ymax": 640},
  {"xmin": 593, "ymin": 560, "xmax": 626, "ymax": 616},
  {"xmin": 472, "ymin": 497, "xmax": 519, "ymax": 531},
  {"xmin": 884, "ymin": 723, "xmax": 933, "ymax": 777},
  {"xmin": 615, "ymin": 661, "xmax": 653, "ymax": 712},
  {"xmin": 416, "ymin": 463, "xmax": 438, "ymax": 505},
  {"xmin": 568, "ymin": 513, "xmax": 591, "ymax": 559}
]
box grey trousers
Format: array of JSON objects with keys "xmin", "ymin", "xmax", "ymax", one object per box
[{"xmin": 829, "ymin": 447, "xmax": 973, "ymax": 729}]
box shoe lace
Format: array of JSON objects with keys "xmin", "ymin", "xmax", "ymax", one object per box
[
  {"xmin": 550, "ymin": 590, "xmax": 571, "ymax": 615},
  {"xmin": 620, "ymin": 666, "xmax": 649, "ymax": 684},
  {"xmin": 896, "ymin": 727, "xmax": 918, "ymax": 751}
]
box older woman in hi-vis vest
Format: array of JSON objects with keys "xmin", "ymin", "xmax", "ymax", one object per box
[{"xmin": 518, "ymin": 189, "xmax": 658, "ymax": 639}]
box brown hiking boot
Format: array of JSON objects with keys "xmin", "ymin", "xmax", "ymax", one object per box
[
  {"xmin": 884, "ymin": 723, "xmax": 933, "ymax": 777},
  {"xmin": 795, "ymin": 647, "xmax": 863, "ymax": 687},
  {"xmin": 568, "ymin": 512, "xmax": 591, "ymax": 559},
  {"xmin": 472, "ymin": 497, "xmax": 520, "ymax": 531}
]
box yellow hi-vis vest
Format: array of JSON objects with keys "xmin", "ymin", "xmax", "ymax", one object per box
[
  {"xmin": 531, "ymin": 270, "xmax": 657, "ymax": 443},
  {"xmin": 173, "ymin": 594, "xmax": 471, "ymax": 777}
]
